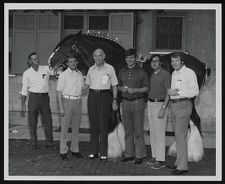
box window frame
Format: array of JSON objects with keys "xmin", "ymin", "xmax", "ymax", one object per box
[{"xmin": 152, "ymin": 12, "xmax": 187, "ymax": 52}]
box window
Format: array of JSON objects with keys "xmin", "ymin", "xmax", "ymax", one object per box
[
  {"xmin": 89, "ymin": 15, "xmax": 109, "ymax": 30},
  {"xmin": 39, "ymin": 15, "xmax": 59, "ymax": 30},
  {"xmin": 15, "ymin": 15, "xmax": 35, "ymax": 30},
  {"xmin": 64, "ymin": 15, "xmax": 83, "ymax": 30},
  {"xmin": 154, "ymin": 14, "xmax": 185, "ymax": 51}
]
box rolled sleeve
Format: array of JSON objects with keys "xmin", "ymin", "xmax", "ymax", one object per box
[
  {"xmin": 85, "ymin": 69, "xmax": 91, "ymax": 86},
  {"xmin": 110, "ymin": 67, "xmax": 118, "ymax": 86},
  {"xmin": 21, "ymin": 72, "xmax": 29, "ymax": 96},
  {"xmin": 56, "ymin": 73, "xmax": 64, "ymax": 92}
]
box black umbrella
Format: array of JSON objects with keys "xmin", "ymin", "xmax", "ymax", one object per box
[{"xmin": 143, "ymin": 52, "xmax": 209, "ymax": 135}]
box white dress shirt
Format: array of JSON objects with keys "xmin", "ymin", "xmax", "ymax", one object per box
[
  {"xmin": 21, "ymin": 66, "xmax": 53, "ymax": 96},
  {"xmin": 57, "ymin": 68, "xmax": 84, "ymax": 96},
  {"xmin": 85, "ymin": 63, "xmax": 118, "ymax": 89},
  {"xmin": 170, "ymin": 65, "xmax": 199, "ymax": 99}
]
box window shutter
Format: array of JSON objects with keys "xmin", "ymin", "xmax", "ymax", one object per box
[{"xmin": 109, "ymin": 12, "xmax": 134, "ymax": 49}]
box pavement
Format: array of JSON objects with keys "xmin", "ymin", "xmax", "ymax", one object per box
[{"xmin": 6, "ymin": 124, "xmax": 216, "ymax": 180}]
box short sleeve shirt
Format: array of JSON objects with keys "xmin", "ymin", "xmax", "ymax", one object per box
[
  {"xmin": 118, "ymin": 65, "xmax": 149, "ymax": 98},
  {"xmin": 85, "ymin": 63, "xmax": 118, "ymax": 89},
  {"xmin": 148, "ymin": 68, "xmax": 171, "ymax": 99},
  {"xmin": 57, "ymin": 68, "xmax": 84, "ymax": 96}
]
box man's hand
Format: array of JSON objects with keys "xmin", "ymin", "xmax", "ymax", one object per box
[
  {"xmin": 112, "ymin": 99, "xmax": 118, "ymax": 111},
  {"xmin": 158, "ymin": 107, "xmax": 165, "ymax": 119},
  {"xmin": 127, "ymin": 88, "xmax": 137, "ymax": 94},
  {"xmin": 21, "ymin": 103, "xmax": 26, "ymax": 117},
  {"xmin": 120, "ymin": 86, "xmax": 128, "ymax": 93},
  {"xmin": 167, "ymin": 88, "xmax": 179, "ymax": 96}
]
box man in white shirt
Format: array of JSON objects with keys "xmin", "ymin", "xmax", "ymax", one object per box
[
  {"xmin": 85, "ymin": 48, "xmax": 118, "ymax": 162},
  {"xmin": 21, "ymin": 52, "xmax": 53, "ymax": 149},
  {"xmin": 57, "ymin": 53, "xmax": 84, "ymax": 161},
  {"xmin": 167, "ymin": 52, "xmax": 199, "ymax": 175}
]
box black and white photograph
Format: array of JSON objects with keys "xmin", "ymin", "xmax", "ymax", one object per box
[{"xmin": 4, "ymin": 2, "xmax": 222, "ymax": 181}]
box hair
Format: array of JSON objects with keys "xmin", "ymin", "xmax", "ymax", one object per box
[
  {"xmin": 93, "ymin": 48, "xmax": 105, "ymax": 56},
  {"xmin": 170, "ymin": 52, "xmax": 184, "ymax": 62},
  {"xmin": 66, "ymin": 52, "xmax": 81, "ymax": 62},
  {"xmin": 149, "ymin": 54, "xmax": 162, "ymax": 63},
  {"xmin": 27, "ymin": 52, "xmax": 37, "ymax": 67},
  {"xmin": 125, "ymin": 48, "xmax": 136, "ymax": 57}
]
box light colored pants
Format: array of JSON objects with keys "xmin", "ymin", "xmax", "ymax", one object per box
[
  {"xmin": 147, "ymin": 101, "xmax": 168, "ymax": 162},
  {"xmin": 171, "ymin": 100, "xmax": 192, "ymax": 170},
  {"xmin": 60, "ymin": 98, "xmax": 82, "ymax": 154}
]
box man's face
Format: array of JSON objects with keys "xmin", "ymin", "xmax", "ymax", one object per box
[
  {"xmin": 93, "ymin": 49, "xmax": 105, "ymax": 65},
  {"xmin": 30, "ymin": 54, "xmax": 39, "ymax": 67},
  {"xmin": 151, "ymin": 56, "xmax": 161, "ymax": 70},
  {"xmin": 125, "ymin": 54, "xmax": 136, "ymax": 67},
  {"xmin": 67, "ymin": 58, "xmax": 78, "ymax": 70},
  {"xmin": 171, "ymin": 56, "xmax": 184, "ymax": 71}
]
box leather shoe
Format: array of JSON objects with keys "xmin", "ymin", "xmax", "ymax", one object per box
[
  {"xmin": 135, "ymin": 158, "xmax": 143, "ymax": 165},
  {"xmin": 60, "ymin": 154, "xmax": 68, "ymax": 161},
  {"xmin": 88, "ymin": 153, "xmax": 98, "ymax": 159},
  {"xmin": 171, "ymin": 169, "xmax": 188, "ymax": 175},
  {"xmin": 72, "ymin": 152, "xmax": 83, "ymax": 158},
  {"xmin": 100, "ymin": 156, "xmax": 107, "ymax": 162},
  {"xmin": 167, "ymin": 164, "xmax": 177, "ymax": 169},
  {"xmin": 120, "ymin": 156, "xmax": 134, "ymax": 162}
]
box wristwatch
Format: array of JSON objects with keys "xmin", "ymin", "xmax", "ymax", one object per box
[{"xmin": 162, "ymin": 105, "xmax": 166, "ymax": 109}]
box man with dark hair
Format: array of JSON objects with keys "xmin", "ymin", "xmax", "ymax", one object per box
[
  {"xmin": 167, "ymin": 52, "xmax": 199, "ymax": 175},
  {"xmin": 21, "ymin": 52, "xmax": 53, "ymax": 149},
  {"xmin": 146, "ymin": 54, "xmax": 171, "ymax": 169},
  {"xmin": 57, "ymin": 52, "xmax": 84, "ymax": 161},
  {"xmin": 118, "ymin": 48, "xmax": 149, "ymax": 164}
]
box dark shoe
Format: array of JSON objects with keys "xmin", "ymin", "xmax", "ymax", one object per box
[
  {"xmin": 100, "ymin": 156, "xmax": 107, "ymax": 162},
  {"xmin": 171, "ymin": 169, "xmax": 188, "ymax": 175},
  {"xmin": 120, "ymin": 156, "xmax": 134, "ymax": 162},
  {"xmin": 167, "ymin": 164, "xmax": 177, "ymax": 169},
  {"xmin": 151, "ymin": 161, "xmax": 165, "ymax": 169},
  {"xmin": 146, "ymin": 157, "xmax": 156, "ymax": 165},
  {"xmin": 135, "ymin": 158, "xmax": 143, "ymax": 165},
  {"xmin": 60, "ymin": 154, "xmax": 68, "ymax": 161},
  {"xmin": 88, "ymin": 153, "xmax": 98, "ymax": 159},
  {"xmin": 72, "ymin": 152, "xmax": 83, "ymax": 158}
]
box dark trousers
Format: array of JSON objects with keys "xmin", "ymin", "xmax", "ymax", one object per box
[
  {"xmin": 28, "ymin": 93, "xmax": 53, "ymax": 145},
  {"xmin": 87, "ymin": 91, "xmax": 112, "ymax": 156}
]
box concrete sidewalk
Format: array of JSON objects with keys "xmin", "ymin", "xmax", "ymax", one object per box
[{"xmin": 7, "ymin": 125, "xmax": 216, "ymax": 178}]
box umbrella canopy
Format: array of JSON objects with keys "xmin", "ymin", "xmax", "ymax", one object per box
[
  {"xmin": 143, "ymin": 52, "xmax": 207, "ymax": 89},
  {"xmin": 48, "ymin": 31, "xmax": 126, "ymax": 76}
]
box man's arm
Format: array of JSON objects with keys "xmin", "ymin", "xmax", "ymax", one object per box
[
  {"xmin": 57, "ymin": 91, "xmax": 64, "ymax": 114},
  {"xmin": 21, "ymin": 95, "xmax": 27, "ymax": 117},
  {"xmin": 112, "ymin": 85, "xmax": 118, "ymax": 111}
]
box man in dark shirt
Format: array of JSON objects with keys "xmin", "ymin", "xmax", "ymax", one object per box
[
  {"xmin": 118, "ymin": 49, "xmax": 149, "ymax": 164},
  {"xmin": 146, "ymin": 54, "xmax": 171, "ymax": 169}
]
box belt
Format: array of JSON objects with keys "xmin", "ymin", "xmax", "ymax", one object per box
[
  {"xmin": 63, "ymin": 95, "xmax": 81, "ymax": 100},
  {"xmin": 170, "ymin": 98, "xmax": 191, "ymax": 103},
  {"xmin": 148, "ymin": 98, "xmax": 164, "ymax": 102},
  {"xmin": 30, "ymin": 92, "xmax": 48, "ymax": 95},
  {"xmin": 122, "ymin": 96, "xmax": 143, "ymax": 101},
  {"xmin": 89, "ymin": 89, "xmax": 110, "ymax": 93}
]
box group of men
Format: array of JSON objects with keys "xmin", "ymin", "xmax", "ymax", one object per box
[{"xmin": 21, "ymin": 48, "xmax": 199, "ymax": 175}]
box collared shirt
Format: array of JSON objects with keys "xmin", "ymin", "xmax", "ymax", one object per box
[
  {"xmin": 85, "ymin": 63, "xmax": 118, "ymax": 89},
  {"xmin": 57, "ymin": 68, "xmax": 84, "ymax": 96},
  {"xmin": 170, "ymin": 65, "xmax": 199, "ymax": 99},
  {"xmin": 21, "ymin": 65, "xmax": 53, "ymax": 96},
  {"xmin": 118, "ymin": 64, "xmax": 149, "ymax": 99},
  {"xmin": 148, "ymin": 68, "xmax": 171, "ymax": 99}
]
